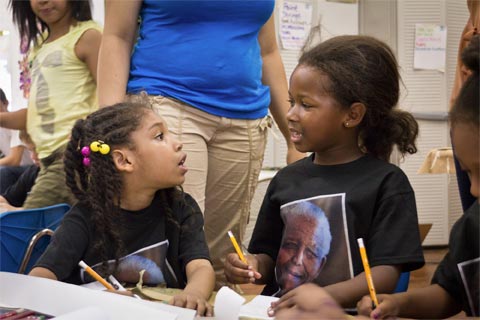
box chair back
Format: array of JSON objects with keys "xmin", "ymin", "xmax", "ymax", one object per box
[
  {"xmin": 393, "ymin": 271, "xmax": 410, "ymax": 293},
  {"xmin": 0, "ymin": 203, "xmax": 70, "ymax": 274}
]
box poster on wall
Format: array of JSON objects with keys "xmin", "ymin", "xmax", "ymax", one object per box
[
  {"xmin": 413, "ymin": 23, "xmax": 447, "ymax": 72},
  {"xmin": 279, "ymin": 1, "xmax": 313, "ymax": 50}
]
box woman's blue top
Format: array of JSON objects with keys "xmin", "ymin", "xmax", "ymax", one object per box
[{"xmin": 128, "ymin": 0, "xmax": 275, "ymax": 119}]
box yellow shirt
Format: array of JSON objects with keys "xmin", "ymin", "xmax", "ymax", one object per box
[{"xmin": 27, "ymin": 20, "xmax": 101, "ymax": 159}]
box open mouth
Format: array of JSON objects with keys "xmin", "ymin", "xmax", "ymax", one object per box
[
  {"xmin": 179, "ymin": 154, "xmax": 187, "ymax": 166},
  {"xmin": 289, "ymin": 129, "xmax": 303, "ymax": 143}
]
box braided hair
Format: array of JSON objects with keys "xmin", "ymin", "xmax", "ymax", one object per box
[
  {"xmin": 64, "ymin": 102, "xmax": 180, "ymax": 274},
  {"xmin": 298, "ymin": 35, "xmax": 418, "ymax": 161}
]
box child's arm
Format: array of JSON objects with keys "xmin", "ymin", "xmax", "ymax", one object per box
[
  {"xmin": 171, "ymin": 258, "xmax": 214, "ymax": 316},
  {"xmin": 273, "ymin": 284, "xmax": 365, "ymax": 320},
  {"xmin": 224, "ymin": 253, "xmax": 274, "ymax": 285},
  {"xmin": 325, "ymin": 265, "xmax": 401, "ymax": 307},
  {"xmin": 0, "ymin": 109, "xmax": 27, "ymax": 130},
  {"xmin": 97, "ymin": 0, "xmax": 142, "ymax": 107},
  {"xmin": 0, "ymin": 196, "xmax": 21, "ymax": 212},
  {"xmin": 29, "ymin": 267, "xmax": 58, "ymax": 280},
  {"xmin": 357, "ymin": 284, "xmax": 462, "ymax": 319},
  {"xmin": 75, "ymin": 28, "xmax": 102, "ymax": 83},
  {"xmin": 0, "ymin": 145, "xmax": 25, "ymax": 166},
  {"xmin": 270, "ymin": 264, "xmax": 400, "ymax": 314}
]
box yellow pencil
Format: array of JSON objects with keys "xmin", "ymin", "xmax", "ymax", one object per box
[
  {"xmin": 357, "ymin": 238, "xmax": 379, "ymax": 308},
  {"xmin": 228, "ymin": 230, "xmax": 247, "ymax": 264},
  {"xmin": 78, "ymin": 260, "xmax": 115, "ymax": 291}
]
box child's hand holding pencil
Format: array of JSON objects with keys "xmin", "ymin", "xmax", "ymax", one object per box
[{"xmin": 224, "ymin": 231, "xmax": 262, "ymax": 284}]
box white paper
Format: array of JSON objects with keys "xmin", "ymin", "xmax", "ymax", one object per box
[
  {"xmin": 239, "ymin": 295, "xmax": 278, "ymax": 319},
  {"xmin": 280, "ymin": 1, "xmax": 313, "ymax": 50},
  {"xmin": 54, "ymin": 307, "xmax": 109, "ymax": 320},
  {"xmin": 80, "ymin": 281, "xmax": 106, "ymax": 291},
  {"xmin": 414, "ymin": 23, "xmax": 447, "ymax": 72},
  {"xmin": 0, "ymin": 272, "xmax": 196, "ymax": 320},
  {"xmin": 214, "ymin": 286, "xmax": 246, "ymax": 320}
]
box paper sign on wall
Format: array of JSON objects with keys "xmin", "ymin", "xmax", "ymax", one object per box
[
  {"xmin": 413, "ymin": 23, "xmax": 447, "ymax": 72},
  {"xmin": 280, "ymin": 1, "xmax": 313, "ymax": 50}
]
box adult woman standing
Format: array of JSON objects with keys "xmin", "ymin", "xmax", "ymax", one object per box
[{"xmin": 97, "ymin": 0, "xmax": 303, "ymax": 286}]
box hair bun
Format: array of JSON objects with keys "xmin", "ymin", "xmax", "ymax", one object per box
[{"xmin": 461, "ymin": 34, "xmax": 480, "ymax": 75}]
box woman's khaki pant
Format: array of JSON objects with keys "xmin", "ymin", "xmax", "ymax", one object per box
[{"xmin": 149, "ymin": 96, "xmax": 269, "ymax": 287}]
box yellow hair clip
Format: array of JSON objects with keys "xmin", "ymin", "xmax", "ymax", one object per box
[{"xmin": 90, "ymin": 140, "xmax": 110, "ymax": 155}]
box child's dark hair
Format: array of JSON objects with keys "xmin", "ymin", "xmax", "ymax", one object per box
[
  {"xmin": 9, "ymin": 0, "xmax": 92, "ymax": 50},
  {"xmin": 450, "ymin": 34, "xmax": 479, "ymax": 129},
  {"xmin": 0, "ymin": 88, "xmax": 7, "ymax": 104},
  {"xmin": 64, "ymin": 102, "xmax": 179, "ymax": 275},
  {"xmin": 299, "ymin": 35, "xmax": 418, "ymax": 161}
]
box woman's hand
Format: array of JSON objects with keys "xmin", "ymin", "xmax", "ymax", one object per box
[
  {"xmin": 224, "ymin": 253, "xmax": 262, "ymax": 284},
  {"xmin": 171, "ymin": 291, "xmax": 213, "ymax": 317}
]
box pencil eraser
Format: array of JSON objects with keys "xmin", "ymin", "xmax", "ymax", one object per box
[{"xmin": 357, "ymin": 238, "xmax": 365, "ymax": 247}]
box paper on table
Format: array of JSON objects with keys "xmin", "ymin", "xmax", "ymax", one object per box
[
  {"xmin": 214, "ymin": 286, "xmax": 246, "ymax": 320},
  {"xmin": 80, "ymin": 281, "xmax": 105, "ymax": 291},
  {"xmin": 54, "ymin": 306, "xmax": 108, "ymax": 320},
  {"xmin": 0, "ymin": 272, "xmax": 196, "ymax": 320},
  {"xmin": 239, "ymin": 295, "xmax": 278, "ymax": 320}
]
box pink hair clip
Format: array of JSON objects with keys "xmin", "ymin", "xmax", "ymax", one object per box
[
  {"xmin": 81, "ymin": 146, "xmax": 91, "ymax": 166},
  {"xmin": 80, "ymin": 141, "xmax": 111, "ymax": 167}
]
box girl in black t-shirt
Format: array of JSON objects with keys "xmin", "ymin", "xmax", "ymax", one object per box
[
  {"xmin": 29, "ymin": 102, "xmax": 215, "ymax": 316},
  {"xmin": 225, "ymin": 35, "xmax": 424, "ymax": 312}
]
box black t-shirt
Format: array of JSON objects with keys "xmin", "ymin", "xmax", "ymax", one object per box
[
  {"xmin": 2, "ymin": 164, "xmax": 39, "ymax": 207},
  {"xmin": 432, "ymin": 202, "xmax": 479, "ymax": 316},
  {"xmin": 249, "ymin": 154, "xmax": 425, "ymax": 295},
  {"xmin": 34, "ymin": 191, "xmax": 210, "ymax": 289}
]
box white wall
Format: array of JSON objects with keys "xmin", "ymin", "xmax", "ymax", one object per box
[
  {"xmin": 0, "ymin": 0, "xmax": 28, "ymax": 111},
  {"xmin": 91, "ymin": 0, "xmax": 105, "ymax": 26},
  {"xmin": 395, "ymin": 0, "xmax": 467, "ymax": 245}
]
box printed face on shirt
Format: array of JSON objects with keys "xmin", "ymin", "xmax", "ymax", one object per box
[
  {"xmin": 287, "ymin": 65, "xmax": 350, "ymax": 155},
  {"xmin": 128, "ymin": 110, "xmax": 187, "ymax": 189},
  {"xmin": 276, "ymin": 213, "xmax": 328, "ymax": 294},
  {"xmin": 30, "ymin": 0, "xmax": 72, "ymax": 27},
  {"xmin": 452, "ymin": 122, "xmax": 479, "ymax": 199}
]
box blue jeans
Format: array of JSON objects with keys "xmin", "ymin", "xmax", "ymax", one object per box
[{"xmin": 0, "ymin": 165, "xmax": 30, "ymax": 194}]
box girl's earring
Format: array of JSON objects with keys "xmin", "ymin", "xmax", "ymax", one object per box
[{"xmin": 344, "ymin": 122, "xmax": 349, "ymax": 128}]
